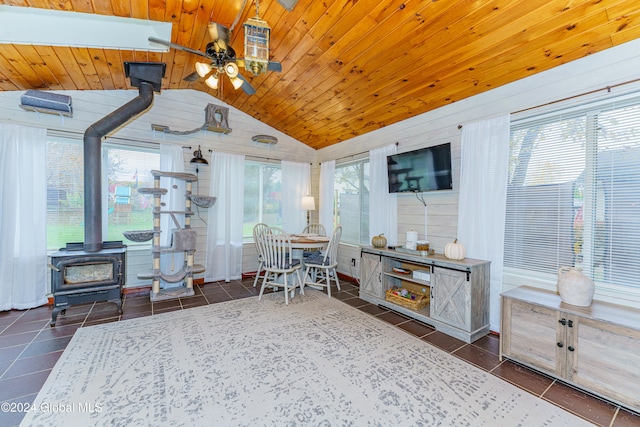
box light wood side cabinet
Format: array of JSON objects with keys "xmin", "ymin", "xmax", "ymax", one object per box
[
  {"xmin": 501, "ymin": 286, "xmax": 640, "ymax": 412},
  {"xmin": 359, "ymin": 247, "xmax": 490, "ymax": 343}
]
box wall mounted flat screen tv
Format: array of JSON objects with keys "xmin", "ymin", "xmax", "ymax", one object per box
[{"xmin": 387, "ymin": 143, "xmax": 453, "ymax": 193}]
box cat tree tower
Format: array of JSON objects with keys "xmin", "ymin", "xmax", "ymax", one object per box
[{"xmin": 124, "ymin": 170, "xmax": 215, "ymax": 301}]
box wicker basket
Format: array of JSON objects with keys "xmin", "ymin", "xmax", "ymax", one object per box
[{"xmin": 385, "ymin": 287, "xmax": 430, "ymax": 310}]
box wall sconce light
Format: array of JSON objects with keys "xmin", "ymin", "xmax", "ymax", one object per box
[
  {"xmin": 190, "ymin": 145, "xmax": 209, "ymax": 175},
  {"xmin": 301, "ymin": 195, "xmax": 315, "ymax": 225}
]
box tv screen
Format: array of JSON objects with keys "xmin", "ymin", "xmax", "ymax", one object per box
[{"xmin": 387, "ymin": 143, "xmax": 453, "ymax": 193}]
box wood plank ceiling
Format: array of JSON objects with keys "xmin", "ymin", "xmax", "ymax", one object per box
[{"xmin": 1, "ymin": 0, "xmax": 639, "ymax": 149}]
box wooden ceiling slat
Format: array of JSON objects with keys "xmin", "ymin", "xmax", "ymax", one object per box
[
  {"xmin": 12, "ymin": 45, "xmax": 62, "ymax": 89},
  {"xmin": 0, "ymin": 44, "xmax": 45, "ymax": 89},
  {"xmin": 110, "ymin": 0, "xmax": 132, "ymax": 17},
  {"xmin": 68, "ymin": 0, "xmax": 95, "ymax": 13},
  {"xmin": 0, "ymin": 70, "xmax": 20, "ymax": 91},
  {"xmin": 71, "ymin": 47, "xmax": 103, "ymax": 89},
  {"xmin": 87, "ymin": 48, "xmax": 115, "ymax": 90},
  {"xmin": 129, "ymin": 0, "xmax": 148, "ymax": 19},
  {"xmin": 51, "ymin": 46, "xmax": 92, "ymax": 90},
  {"xmin": 102, "ymin": 49, "xmax": 127, "ymax": 89},
  {"xmin": 33, "ymin": 46, "xmax": 77, "ymax": 90},
  {"xmin": 92, "ymin": 0, "xmax": 113, "ymax": 15}
]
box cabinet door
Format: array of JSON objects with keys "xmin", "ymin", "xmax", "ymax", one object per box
[
  {"xmin": 567, "ymin": 317, "xmax": 640, "ymax": 410},
  {"xmin": 501, "ymin": 298, "xmax": 564, "ymax": 376},
  {"xmin": 431, "ymin": 267, "xmax": 470, "ymax": 330},
  {"xmin": 360, "ymin": 252, "xmax": 383, "ymax": 298}
]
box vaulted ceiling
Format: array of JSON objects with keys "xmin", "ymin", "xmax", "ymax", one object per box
[{"xmin": 0, "ymin": 0, "xmax": 639, "ymax": 149}]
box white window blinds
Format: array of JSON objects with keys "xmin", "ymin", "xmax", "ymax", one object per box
[{"xmin": 506, "ymin": 97, "xmax": 640, "ymax": 289}]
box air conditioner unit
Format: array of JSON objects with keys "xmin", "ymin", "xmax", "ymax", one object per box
[{"xmin": 19, "ymin": 90, "xmax": 73, "ymax": 117}]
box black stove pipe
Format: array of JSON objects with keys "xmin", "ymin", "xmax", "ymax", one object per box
[{"xmin": 83, "ymin": 82, "xmax": 154, "ymax": 252}]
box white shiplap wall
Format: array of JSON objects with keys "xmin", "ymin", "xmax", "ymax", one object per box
[{"xmin": 0, "ymin": 88, "xmax": 316, "ymax": 289}]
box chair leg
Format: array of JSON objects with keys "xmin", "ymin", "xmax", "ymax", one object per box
[
  {"xmin": 326, "ymin": 267, "xmax": 332, "ymax": 298},
  {"xmin": 333, "ymin": 267, "xmax": 341, "ymax": 291},
  {"xmin": 297, "ymin": 269, "xmax": 304, "ymax": 295},
  {"xmin": 284, "ymin": 273, "xmax": 289, "ymax": 305},
  {"xmin": 258, "ymin": 273, "xmax": 268, "ymax": 300},
  {"xmin": 253, "ymin": 261, "xmax": 264, "ymax": 287}
]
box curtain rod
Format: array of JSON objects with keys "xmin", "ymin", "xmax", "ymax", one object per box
[
  {"xmin": 332, "ymin": 141, "xmax": 399, "ymax": 163},
  {"xmin": 457, "ymin": 76, "xmax": 640, "ymax": 129},
  {"xmin": 513, "ymin": 76, "xmax": 640, "ymax": 115}
]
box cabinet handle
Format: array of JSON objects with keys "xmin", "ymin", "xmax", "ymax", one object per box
[
  {"xmin": 557, "ymin": 342, "xmax": 564, "ymax": 348},
  {"xmin": 567, "ymin": 319, "xmax": 573, "ymax": 328},
  {"xmin": 568, "ymin": 346, "xmax": 575, "ymax": 352},
  {"xmin": 559, "ymin": 318, "xmax": 567, "ymax": 326}
]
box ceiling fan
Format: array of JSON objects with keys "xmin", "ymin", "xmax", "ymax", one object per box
[{"xmin": 149, "ymin": 21, "xmax": 281, "ymax": 96}]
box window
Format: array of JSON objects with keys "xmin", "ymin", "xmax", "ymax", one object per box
[
  {"xmin": 46, "ymin": 136, "xmax": 159, "ymax": 250},
  {"xmin": 506, "ymin": 96, "xmax": 640, "ymax": 290},
  {"xmin": 243, "ymin": 161, "xmax": 282, "ymax": 238},
  {"xmin": 335, "ymin": 160, "xmax": 369, "ymax": 244}
]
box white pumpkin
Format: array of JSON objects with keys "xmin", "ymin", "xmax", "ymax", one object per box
[
  {"xmin": 371, "ymin": 234, "xmax": 387, "ymax": 248},
  {"xmin": 444, "ymin": 239, "xmax": 466, "ymax": 260}
]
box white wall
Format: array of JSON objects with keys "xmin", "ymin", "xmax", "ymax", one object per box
[{"xmin": 0, "ymin": 88, "xmax": 316, "ymax": 289}]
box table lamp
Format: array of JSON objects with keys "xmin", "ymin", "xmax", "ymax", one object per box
[{"xmin": 301, "ymin": 195, "xmax": 315, "ymax": 225}]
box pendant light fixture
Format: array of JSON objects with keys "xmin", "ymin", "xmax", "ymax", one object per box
[{"xmin": 243, "ymin": 0, "xmax": 271, "ymax": 76}]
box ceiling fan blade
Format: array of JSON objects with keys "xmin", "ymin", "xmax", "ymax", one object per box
[
  {"xmin": 208, "ymin": 23, "xmax": 230, "ymax": 45},
  {"xmin": 235, "ymin": 73, "xmax": 256, "ymax": 95},
  {"xmin": 267, "ymin": 61, "xmax": 283, "ymax": 72},
  {"xmin": 148, "ymin": 37, "xmax": 210, "ymax": 59},
  {"xmin": 183, "ymin": 71, "xmax": 200, "ymax": 82}
]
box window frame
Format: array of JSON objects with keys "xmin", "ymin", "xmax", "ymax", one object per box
[
  {"xmin": 334, "ymin": 157, "xmax": 370, "ymax": 245},
  {"xmin": 505, "ymin": 93, "xmax": 640, "ymax": 303}
]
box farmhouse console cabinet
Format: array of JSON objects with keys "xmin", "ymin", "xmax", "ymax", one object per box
[
  {"xmin": 500, "ymin": 286, "xmax": 640, "ymax": 412},
  {"xmin": 359, "ymin": 246, "xmax": 490, "ymax": 343}
]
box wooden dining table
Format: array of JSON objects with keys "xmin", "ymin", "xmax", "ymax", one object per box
[{"xmin": 288, "ymin": 234, "xmax": 330, "ymax": 250}]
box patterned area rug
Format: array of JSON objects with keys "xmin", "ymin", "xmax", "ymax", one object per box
[{"xmin": 21, "ymin": 290, "xmax": 592, "ymax": 426}]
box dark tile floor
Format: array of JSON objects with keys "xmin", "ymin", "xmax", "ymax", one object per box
[{"xmin": 1, "ymin": 279, "xmax": 639, "ymax": 427}]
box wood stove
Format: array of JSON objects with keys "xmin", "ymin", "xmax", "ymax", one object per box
[{"xmin": 49, "ymin": 242, "xmax": 126, "ymax": 326}]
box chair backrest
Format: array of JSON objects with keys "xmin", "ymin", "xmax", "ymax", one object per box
[
  {"xmin": 257, "ymin": 227, "xmax": 293, "ymax": 270},
  {"xmin": 322, "ymin": 226, "xmax": 342, "ymax": 265},
  {"xmin": 302, "ymin": 223, "xmax": 326, "ymax": 236},
  {"xmin": 253, "ymin": 223, "xmax": 269, "ymax": 249}
]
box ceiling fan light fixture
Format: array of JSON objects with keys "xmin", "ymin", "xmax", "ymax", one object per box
[
  {"xmin": 205, "ymin": 73, "xmax": 219, "ymax": 90},
  {"xmin": 229, "ymin": 76, "xmax": 244, "ymax": 90},
  {"xmin": 224, "ymin": 62, "xmax": 239, "ymax": 78},
  {"xmin": 195, "ymin": 62, "xmax": 212, "ymax": 78}
]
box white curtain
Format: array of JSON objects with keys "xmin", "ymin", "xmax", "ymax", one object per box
[
  {"xmin": 458, "ymin": 115, "xmax": 510, "ymax": 332},
  {"xmin": 319, "ymin": 160, "xmax": 335, "ymax": 235},
  {"xmin": 205, "ymin": 152, "xmax": 245, "ymax": 282},
  {"xmin": 159, "ymin": 144, "xmax": 186, "ymax": 288},
  {"xmin": 369, "ymin": 144, "xmax": 398, "ymax": 246},
  {"xmin": 281, "ymin": 160, "xmax": 310, "ymax": 234},
  {"xmin": 0, "ymin": 123, "xmax": 48, "ymax": 310}
]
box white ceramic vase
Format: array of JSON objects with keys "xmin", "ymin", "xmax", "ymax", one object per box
[{"xmin": 557, "ymin": 266, "xmax": 595, "ymax": 307}]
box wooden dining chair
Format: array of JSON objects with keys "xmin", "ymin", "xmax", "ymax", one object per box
[
  {"xmin": 303, "ymin": 226, "xmax": 342, "ymax": 297},
  {"xmin": 257, "ymin": 227, "xmax": 304, "ymax": 305},
  {"xmin": 302, "ymin": 223, "xmax": 326, "ymax": 236},
  {"xmin": 252, "ymin": 223, "xmax": 269, "ymax": 287}
]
